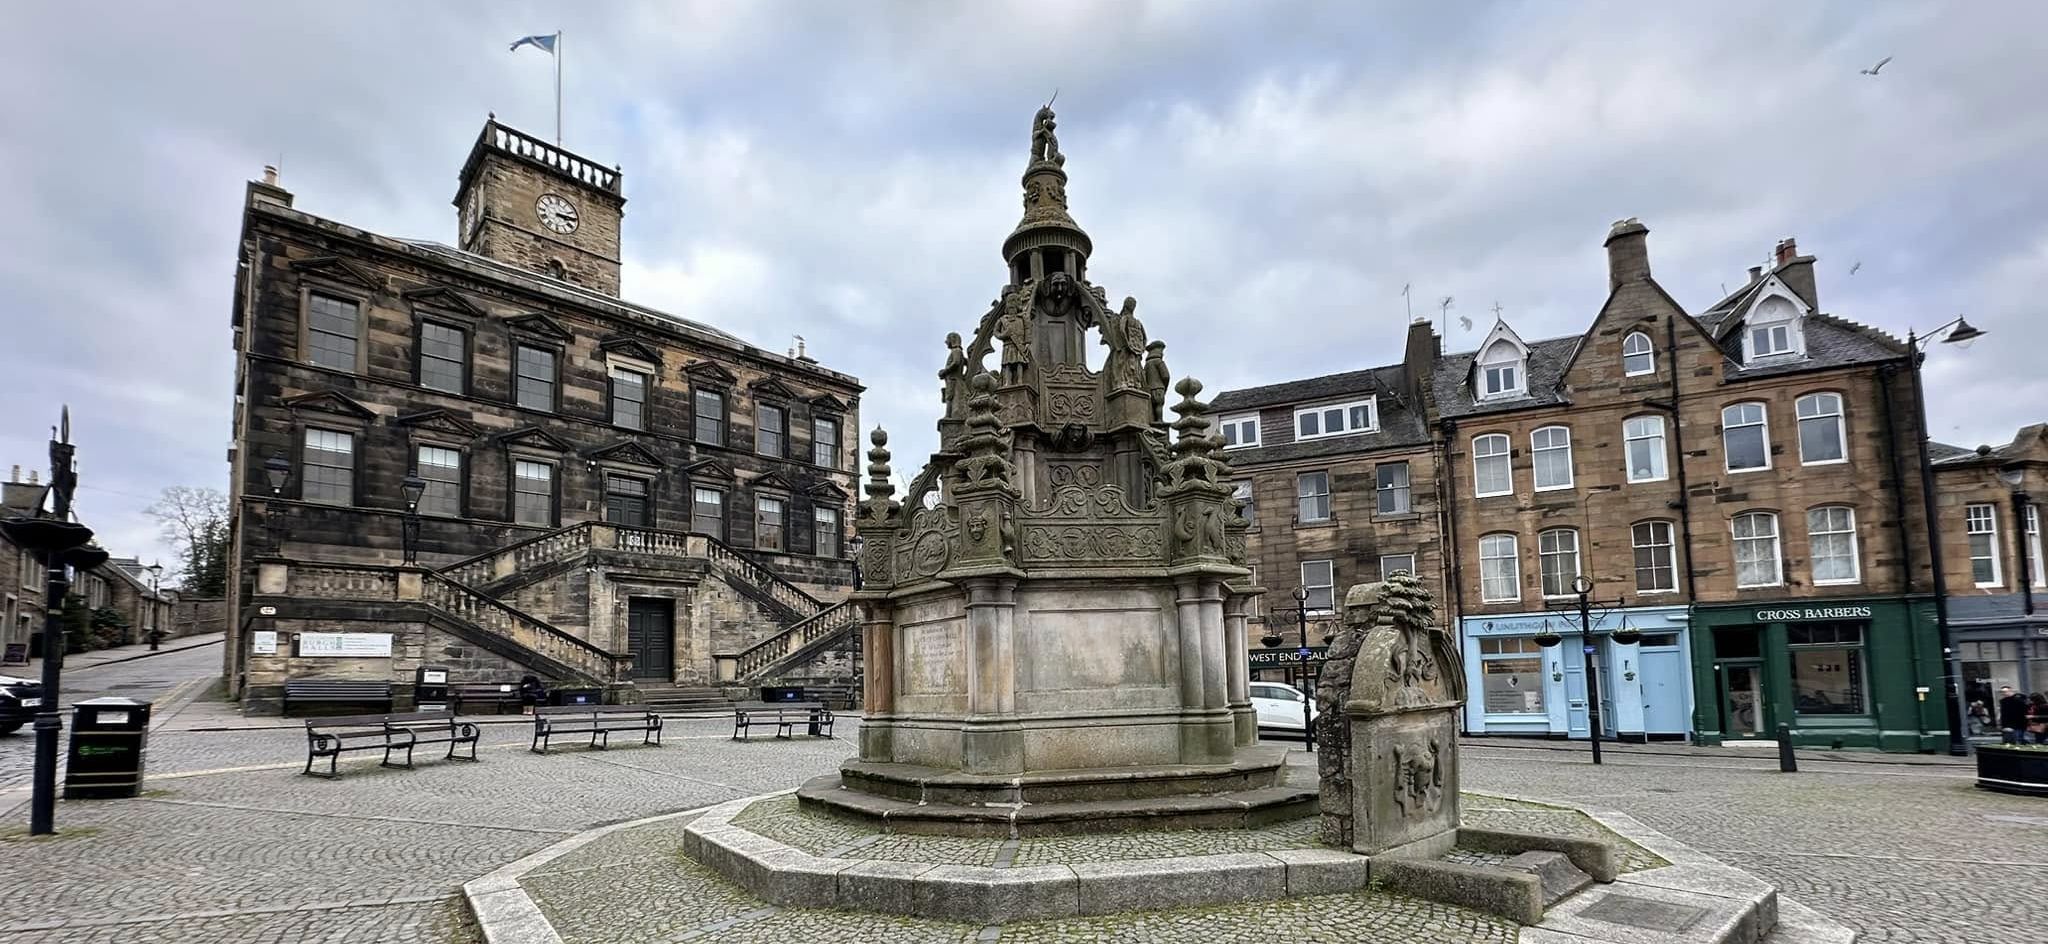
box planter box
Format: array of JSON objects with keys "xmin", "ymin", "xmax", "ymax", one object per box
[{"xmin": 1975, "ymin": 746, "xmax": 2048, "ymax": 797}]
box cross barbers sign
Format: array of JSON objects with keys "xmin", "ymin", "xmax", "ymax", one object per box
[
  {"xmin": 1249, "ymin": 646, "xmax": 1328, "ymax": 667},
  {"xmin": 1753, "ymin": 605, "xmax": 1874, "ymax": 622}
]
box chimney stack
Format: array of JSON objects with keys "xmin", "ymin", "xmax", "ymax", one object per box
[
  {"xmin": 28, "ymin": 470, "xmax": 37, "ymax": 485},
  {"xmin": 1771, "ymin": 236, "xmax": 1819, "ymax": 309},
  {"xmin": 1774, "ymin": 237, "xmax": 1798, "ymax": 267},
  {"xmin": 262, "ymin": 165, "xmax": 279, "ymax": 186},
  {"xmin": 1604, "ymin": 218, "xmax": 1652, "ymax": 290},
  {"xmin": 8, "ymin": 465, "xmax": 17, "ymax": 483},
  {"xmin": 247, "ymin": 165, "xmax": 293, "ymax": 210}
]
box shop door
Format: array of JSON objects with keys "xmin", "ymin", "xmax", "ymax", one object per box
[
  {"xmin": 627, "ymin": 598, "xmax": 674, "ymax": 681},
  {"xmin": 1639, "ymin": 647, "xmax": 1688, "ymax": 735},
  {"xmin": 1718, "ymin": 661, "xmax": 1766, "ymax": 739},
  {"xmin": 1562, "ymin": 638, "xmax": 1589, "ymax": 739}
]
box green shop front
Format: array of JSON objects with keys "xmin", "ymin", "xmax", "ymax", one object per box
[{"xmin": 1689, "ymin": 597, "xmax": 1945, "ymax": 753}]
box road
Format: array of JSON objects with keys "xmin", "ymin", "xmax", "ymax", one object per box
[{"xmin": 0, "ymin": 641, "xmax": 221, "ymax": 789}]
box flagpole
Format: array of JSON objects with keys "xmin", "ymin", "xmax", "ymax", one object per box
[{"xmin": 555, "ymin": 30, "xmax": 563, "ymax": 145}]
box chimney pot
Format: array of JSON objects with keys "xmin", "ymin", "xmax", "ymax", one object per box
[
  {"xmin": 262, "ymin": 165, "xmax": 279, "ymax": 186},
  {"xmin": 1603, "ymin": 217, "xmax": 1652, "ymax": 290},
  {"xmin": 1748, "ymin": 265, "xmax": 1763, "ymax": 282},
  {"xmin": 8, "ymin": 465, "xmax": 17, "ymax": 483},
  {"xmin": 1775, "ymin": 237, "xmax": 1799, "ymax": 267},
  {"xmin": 28, "ymin": 471, "xmax": 38, "ymax": 485}
]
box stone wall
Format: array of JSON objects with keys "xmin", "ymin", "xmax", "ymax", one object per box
[{"xmin": 171, "ymin": 597, "xmax": 227, "ymax": 639}]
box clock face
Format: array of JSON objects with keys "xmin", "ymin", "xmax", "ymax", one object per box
[{"xmin": 535, "ymin": 193, "xmax": 579, "ymax": 234}]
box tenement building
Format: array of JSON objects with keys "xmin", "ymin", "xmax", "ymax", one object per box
[
  {"xmin": 1229, "ymin": 223, "xmax": 1952, "ymax": 752},
  {"xmin": 224, "ymin": 118, "xmax": 863, "ymax": 713},
  {"xmin": 1932, "ymin": 426, "xmax": 2048, "ymax": 703}
]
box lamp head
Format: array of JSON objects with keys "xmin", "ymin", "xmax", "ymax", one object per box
[
  {"xmin": 848, "ymin": 534, "xmax": 865, "ymax": 555},
  {"xmin": 1999, "ymin": 465, "xmax": 2026, "ymax": 488},
  {"xmin": 1572, "ymin": 574, "xmax": 1594, "ymax": 596},
  {"xmin": 1293, "ymin": 584, "xmax": 1309, "ymax": 604},
  {"xmin": 1942, "ymin": 317, "xmax": 1985, "ymax": 349},
  {"xmin": 263, "ymin": 454, "xmax": 292, "ymax": 494},
  {"xmin": 400, "ymin": 470, "xmax": 427, "ymax": 509}
]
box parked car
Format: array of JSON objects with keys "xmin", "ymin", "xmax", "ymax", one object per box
[
  {"xmin": 1250, "ymin": 681, "xmax": 1319, "ymax": 733},
  {"xmin": 0, "ymin": 674, "xmax": 46, "ymax": 736}
]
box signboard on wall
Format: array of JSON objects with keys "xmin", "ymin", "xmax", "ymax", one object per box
[
  {"xmin": 1, "ymin": 643, "xmax": 26, "ymax": 665},
  {"xmin": 251, "ymin": 631, "xmax": 278, "ymax": 655},
  {"xmin": 1248, "ymin": 646, "xmax": 1328, "ymax": 668},
  {"xmin": 297, "ymin": 632, "xmax": 393, "ymax": 658}
]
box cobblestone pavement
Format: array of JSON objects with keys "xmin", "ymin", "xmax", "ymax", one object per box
[
  {"xmin": 3, "ymin": 712, "xmax": 2040, "ymax": 942},
  {"xmin": 0, "ymin": 641, "xmax": 222, "ymax": 789},
  {"xmin": 522, "ymin": 810, "xmax": 1519, "ymax": 944}
]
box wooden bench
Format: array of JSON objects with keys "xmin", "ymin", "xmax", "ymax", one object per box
[
  {"xmin": 303, "ymin": 711, "xmax": 479, "ymax": 778},
  {"xmin": 450, "ymin": 682, "xmax": 524, "ymax": 715},
  {"xmin": 284, "ymin": 679, "xmax": 394, "ymax": 714},
  {"xmin": 731, "ymin": 701, "xmax": 834, "ymax": 741},
  {"xmin": 530, "ymin": 705, "xmax": 663, "ymax": 753},
  {"xmin": 802, "ymin": 685, "xmax": 855, "ymax": 710}
]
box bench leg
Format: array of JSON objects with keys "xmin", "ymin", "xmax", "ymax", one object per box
[{"xmin": 532, "ymin": 732, "xmax": 548, "ymax": 754}]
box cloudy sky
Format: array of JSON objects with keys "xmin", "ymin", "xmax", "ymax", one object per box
[{"xmin": 4, "ymin": 2, "xmax": 2044, "ymax": 581}]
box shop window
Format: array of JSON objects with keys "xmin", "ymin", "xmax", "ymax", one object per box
[
  {"xmin": 1479, "ymin": 637, "xmax": 1545, "ymax": 714},
  {"xmin": 1788, "ymin": 622, "xmax": 1868, "ymax": 716}
]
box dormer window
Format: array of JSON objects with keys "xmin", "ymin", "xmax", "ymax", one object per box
[
  {"xmin": 1477, "ymin": 340, "xmax": 1525, "ymax": 400},
  {"xmin": 1219, "ymin": 414, "xmax": 1260, "ymax": 449},
  {"xmin": 1744, "ymin": 295, "xmax": 1804, "ymax": 362},
  {"xmin": 1294, "ymin": 398, "xmax": 1378, "ymax": 440}
]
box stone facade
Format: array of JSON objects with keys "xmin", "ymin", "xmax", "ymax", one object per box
[
  {"xmin": 1931, "ymin": 425, "xmax": 2048, "ymax": 701},
  {"xmin": 223, "ymin": 119, "xmax": 862, "ymax": 707}
]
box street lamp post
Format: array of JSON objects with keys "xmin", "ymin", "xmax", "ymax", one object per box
[
  {"xmin": 1907, "ymin": 316, "xmax": 1984, "ymax": 756},
  {"xmin": 0, "ymin": 408, "xmax": 109, "ymax": 835},
  {"xmin": 1535, "ymin": 575, "xmax": 1627, "ymax": 766},
  {"xmin": 263, "ymin": 454, "xmax": 292, "ymax": 553},
  {"xmin": 847, "ymin": 534, "xmax": 866, "ymax": 591},
  {"xmin": 400, "ymin": 471, "xmax": 427, "ymax": 566},
  {"xmin": 1293, "ymin": 584, "xmax": 1313, "ymax": 751},
  {"xmin": 145, "ymin": 560, "xmax": 164, "ymax": 650}
]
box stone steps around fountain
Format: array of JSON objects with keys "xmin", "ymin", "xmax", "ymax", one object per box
[
  {"xmin": 797, "ymin": 774, "xmax": 1318, "ymax": 837},
  {"xmin": 834, "ymin": 743, "xmax": 1295, "ymax": 806}
]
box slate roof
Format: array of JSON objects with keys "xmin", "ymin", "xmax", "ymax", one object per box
[
  {"xmin": 1931, "ymin": 424, "xmax": 2048, "ymax": 467},
  {"xmin": 1695, "ymin": 275, "xmax": 1906, "ymax": 381},
  {"xmin": 1927, "ymin": 440, "xmax": 1975, "ymax": 464},
  {"xmin": 1947, "ymin": 592, "xmax": 2048, "ymax": 628},
  {"xmin": 1431, "ymin": 336, "xmax": 1583, "ymax": 419},
  {"xmin": 1210, "ymin": 364, "xmax": 1432, "ymax": 465}
]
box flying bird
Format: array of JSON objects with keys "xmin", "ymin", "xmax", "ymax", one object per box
[
  {"xmin": 1849, "ymin": 261, "xmax": 1862, "ymax": 276},
  {"xmin": 1459, "ymin": 316, "xmax": 1474, "ymax": 332},
  {"xmin": 1861, "ymin": 56, "xmax": 1892, "ymax": 76}
]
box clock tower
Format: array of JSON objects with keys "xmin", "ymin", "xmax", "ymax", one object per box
[{"xmin": 453, "ymin": 116, "xmax": 626, "ymax": 296}]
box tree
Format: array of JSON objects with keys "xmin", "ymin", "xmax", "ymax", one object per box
[{"xmin": 147, "ymin": 486, "xmax": 229, "ymax": 597}]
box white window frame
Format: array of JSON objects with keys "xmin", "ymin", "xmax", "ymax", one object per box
[
  {"xmin": 1732, "ymin": 511, "xmax": 1783, "ymax": 589},
  {"xmin": 1219, "ymin": 413, "xmax": 1261, "ymax": 449},
  {"xmin": 1622, "ymin": 331, "xmax": 1654, "ymax": 377},
  {"xmin": 1624, "ymin": 415, "xmax": 1668, "ymax": 483},
  {"xmin": 1479, "ymin": 533, "xmax": 1521, "ymax": 603},
  {"xmin": 1379, "ymin": 553, "xmax": 1417, "ymax": 580},
  {"xmin": 1531, "ymin": 425, "xmax": 1574, "ymax": 491},
  {"xmin": 1472, "ymin": 433, "xmax": 1513, "ymax": 498},
  {"xmin": 1538, "ymin": 528, "xmax": 1581, "ymax": 598},
  {"xmin": 1293, "ymin": 397, "xmax": 1379, "ymax": 441},
  {"xmin": 1631, "ymin": 520, "xmax": 1678, "ymax": 594},
  {"xmin": 1743, "ymin": 295, "xmax": 1805, "ymax": 363},
  {"xmin": 1967, "ymin": 503, "xmax": 2002, "ymax": 588},
  {"xmin": 2029, "ymin": 504, "xmax": 2044, "ymax": 589},
  {"xmin": 1721, "ymin": 402, "xmax": 1772, "ymax": 473},
  {"xmin": 1300, "ymin": 559, "xmax": 1336, "ymax": 616},
  {"xmin": 1807, "ymin": 505, "xmax": 1862, "ymax": 586},
  {"xmin": 1795, "ymin": 392, "xmax": 1848, "ymax": 466},
  {"xmin": 1476, "ymin": 339, "xmax": 1526, "ymax": 401},
  {"xmin": 1296, "ymin": 471, "xmax": 1332, "ymax": 523},
  {"xmin": 1376, "ymin": 462, "xmax": 1411, "ymax": 515}
]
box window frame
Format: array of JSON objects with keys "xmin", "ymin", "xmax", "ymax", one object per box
[
  {"xmin": 1479, "ymin": 533, "xmax": 1521, "ymax": 603},
  {"xmin": 511, "ymin": 459, "xmax": 558, "ymax": 528},
  {"xmin": 1376, "ymin": 462, "xmax": 1412, "ymax": 515},
  {"xmin": 1795, "ymin": 392, "xmax": 1848, "ymax": 466},
  {"xmin": 756, "ymin": 403, "xmax": 788, "ymax": 458},
  {"xmin": 415, "ymin": 318, "xmax": 470, "ymax": 395},
  {"xmin": 1743, "ymin": 295, "xmax": 1804, "ymax": 362},
  {"xmin": 1472, "ymin": 433, "xmax": 1512, "ymax": 498},
  {"xmin": 813, "ymin": 505, "xmax": 843, "ymax": 559},
  {"xmin": 691, "ymin": 485, "xmax": 728, "ymax": 542},
  {"xmin": 2030, "ymin": 503, "xmax": 2045, "ymax": 590},
  {"xmin": 301, "ymin": 287, "xmax": 366, "ymax": 374},
  {"xmin": 1295, "ymin": 471, "xmax": 1332, "ymax": 524},
  {"xmin": 1531, "ymin": 425, "xmax": 1574, "ymax": 491},
  {"xmin": 513, "ymin": 343, "xmax": 561, "ymax": 413},
  {"xmin": 1631, "ymin": 520, "xmax": 1678, "ymax": 594},
  {"xmin": 1478, "ymin": 636, "xmax": 1547, "ymax": 715},
  {"xmin": 607, "ymin": 364, "xmax": 650, "ymax": 431},
  {"xmin": 1379, "ymin": 553, "xmax": 1417, "ymax": 580},
  {"xmin": 1732, "ymin": 511, "xmax": 1784, "ymax": 589},
  {"xmin": 1293, "ymin": 398, "xmax": 1379, "ymax": 441},
  {"xmin": 1624, "ymin": 414, "xmax": 1669, "ymax": 484},
  {"xmin": 1721, "ymin": 401, "xmax": 1772, "ymax": 473},
  {"xmin": 1219, "ymin": 414, "xmax": 1261, "ymax": 449},
  {"xmin": 1622, "ymin": 331, "xmax": 1654, "ymax": 377},
  {"xmin": 1806, "ymin": 505, "xmax": 1862, "ymax": 586},
  {"xmin": 755, "ymin": 494, "xmax": 787, "ymax": 552},
  {"xmin": 812, "ymin": 415, "xmax": 843, "ymax": 469},
  {"xmin": 693, "ymin": 388, "xmax": 727, "ymax": 446},
  {"xmin": 412, "ymin": 443, "xmax": 465, "ymax": 518},
  {"xmin": 299, "ymin": 427, "xmax": 357, "ymax": 506},
  {"xmin": 601, "ymin": 472, "xmax": 652, "ymax": 528},
  {"xmin": 1299, "ymin": 559, "xmax": 1336, "ymax": 616},
  {"xmin": 1477, "ymin": 340, "xmax": 1525, "ymax": 400},
  {"xmin": 1967, "ymin": 503, "xmax": 2003, "ymax": 588},
  {"xmin": 1538, "ymin": 528, "xmax": 1581, "ymax": 599}
]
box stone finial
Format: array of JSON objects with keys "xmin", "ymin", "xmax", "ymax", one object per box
[
  {"xmin": 860, "ymin": 427, "xmax": 901, "ymax": 522},
  {"xmin": 952, "ymin": 372, "xmax": 1016, "ymax": 495},
  {"xmin": 1159, "ymin": 377, "xmax": 1230, "ymax": 496}
]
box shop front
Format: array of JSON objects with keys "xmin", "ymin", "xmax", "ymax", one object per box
[
  {"xmin": 1689, "ymin": 597, "xmax": 1944, "ymax": 753},
  {"xmin": 1949, "ymin": 594, "xmax": 2048, "ymax": 735},
  {"xmin": 1459, "ymin": 605, "xmax": 1694, "ymax": 742}
]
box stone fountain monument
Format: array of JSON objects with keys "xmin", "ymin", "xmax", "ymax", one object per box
[{"xmin": 796, "ymin": 103, "xmax": 1306, "ymax": 835}]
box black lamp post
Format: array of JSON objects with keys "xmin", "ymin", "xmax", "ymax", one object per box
[
  {"xmin": 145, "ymin": 560, "xmax": 164, "ymax": 649},
  {"xmin": 1907, "ymin": 316, "xmax": 1984, "ymax": 755},
  {"xmin": 0, "ymin": 408, "xmax": 104, "ymax": 835},
  {"xmin": 1536, "ymin": 575, "xmax": 1626, "ymax": 766},
  {"xmin": 1292, "ymin": 584, "xmax": 1313, "ymax": 750},
  {"xmin": 263, "ymin": 454, "xmax": 291, "ymax": 553},
  {"xmin": 399, "ymin": 470, "xmax": 426, "ymax": 566},
  {"xmin": 847, "ymin": 533, "xmax": 866, "ymax": 591}
]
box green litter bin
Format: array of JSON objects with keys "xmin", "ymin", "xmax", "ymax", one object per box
[{"xmin": 66, "ymin": 696, "xmax": 151, "ymax": 799}]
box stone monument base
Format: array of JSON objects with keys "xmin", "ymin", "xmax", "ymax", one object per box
[{"xmin": 798, "ymin": 744, "xmax": 1314, "ymax": 837}]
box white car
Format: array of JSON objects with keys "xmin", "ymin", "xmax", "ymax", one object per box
[{"xmin": 1250, "ymin": 681, "xmax": 1319, "ymax": 733}]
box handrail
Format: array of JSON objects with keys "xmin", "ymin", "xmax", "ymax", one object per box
[
  {"xmin": 731, "ymin": 600, "xmax": 859, "ymax": 679},
  {"xmin": 437, "ymin": 522, "xmax": 591, "ymax": 586},
  {"xmin": 692, "ymin": 533, "xmax": 824, "ymax": 617},
  {"xmin": 421, "ymin": 573, "xmax": 626, "ymax": 683}
]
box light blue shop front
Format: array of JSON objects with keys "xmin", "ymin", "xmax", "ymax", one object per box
[{"xmin": 1460, "ymin": 605, "xmax": 1695, "ymax": 742}]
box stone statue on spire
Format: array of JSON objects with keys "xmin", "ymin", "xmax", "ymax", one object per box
[{"xmin": 1031, "ymin": 103, "xmax": 1065, "ymax": 167}]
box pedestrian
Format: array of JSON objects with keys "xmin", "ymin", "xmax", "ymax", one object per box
[
  {"xmin": 1968, "ymin": 700, "xmax": 1991, "ymax": 737},
  {"xmin": 2029, "ymin": 693, "xmax": 2048, "ymax": 745},
  {"xmin": 519, "ymin": 674, "xmax": 546, "ymax": 716},
  {"xmin": 1997, "ymin": 686, "xmax": 2030, "ymax": 745}
]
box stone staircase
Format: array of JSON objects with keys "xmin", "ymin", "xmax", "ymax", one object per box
[
  {"xmin": 635, "ymin": 683, "xmax": 734, "ymax": 713},
  {"xmin": 720, "ymin": 599, "xmax": 861, "ymax": 683}
]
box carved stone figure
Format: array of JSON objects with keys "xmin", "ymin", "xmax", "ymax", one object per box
[
  {"xmin": 997, "ymin": 294, "xmax": 1031, "ymax": 385},
  {"xmin": 1102, "ymin": 296, "xmax": 1148, "ymax": 392},
  {"xmin": 1144, "ymin": 341, "xmax": 1170, "ymax": 423},
  {"xmin": 1392, "ymin": 736, "xmax": 1445, "ymax": 817},
  {"xmin": 939, "ymin": 332, "xmax": 969, "ymax": 417},
  {"xmin": 1031, "ymin": 104, "xmax": 1065, "ymax": 166}
]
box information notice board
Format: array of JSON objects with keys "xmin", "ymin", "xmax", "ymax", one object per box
[{"xmin": 297, "ymin": 632, "xmax": 394, "ymax": 658}]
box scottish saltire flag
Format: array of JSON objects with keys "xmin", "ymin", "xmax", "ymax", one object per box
[{"xmin": 510, "ymin": 33, "xmax": 557, "ymax": 54}]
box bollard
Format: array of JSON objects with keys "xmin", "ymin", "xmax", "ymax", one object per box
[{"xmin": 1777, "ymin": 723, "xmax": 1797, "ymax": 773}]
